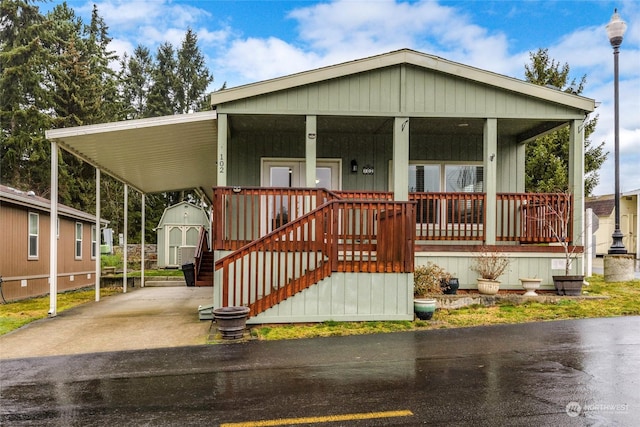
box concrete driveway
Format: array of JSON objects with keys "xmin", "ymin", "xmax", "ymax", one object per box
[{"xmin": 0, "ymin": 285, "xmax": 213, "ymax": 360}]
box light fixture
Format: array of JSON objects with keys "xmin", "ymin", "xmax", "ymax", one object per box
[
  {"xmin": 606, "ymin": 8, "xmax": 627, "ymax": 255},
  {"xmin": 351, "ymin": 159, "xmax": 358, "ymax": 174}
]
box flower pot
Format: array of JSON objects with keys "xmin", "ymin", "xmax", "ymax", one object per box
[
  {"xmin": 519, "ymin": 278, "xmax": 542, "ymax": 296},
  {"xmin": 477, "ymin": 278, "xmax": 500, "ymax": 295},
  {"xmin": 414, "ymin": 298, "xmax": 436, "ymax": 320},
  {"xmin": 441, "ymin": 278, "xmax": 459, "ymax": 295},
  {"xmin": 213, "ymin": 306, "xmax": 250, "ymax": 339},
  {"xmin": 553, "ymin": 275, "xmax": 584, "ymax": 296}
]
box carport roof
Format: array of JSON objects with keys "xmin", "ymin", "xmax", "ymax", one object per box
[{"xmin": 46, "ymin": 111, "xmax": 218, "ymax": 199}]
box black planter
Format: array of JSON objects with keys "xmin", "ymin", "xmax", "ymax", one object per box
[
  {"xmin": 213, "ymin": 306, "xmax": 250, "ymax": 339},
  {"xmin": 441, "ymin": 278, "xmax": 459, "ymax": 295},
  {"xmin": 552, "ymin": 275, "xmax": 584, "ymax": 296}
]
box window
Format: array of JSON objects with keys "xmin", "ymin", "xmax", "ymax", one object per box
[
  {"xmin": 28, "ymin": 212, "xmax": 39, "ymax": 259},
  {"xmin": 409, "ymin": 163, "xmax": 484, "ymax": 225},
  {"xmin": 91, "ymin": 225, "xmax": 97, "ymax": 259},
  {"xmin": 75, "ymin": 222, "xmax": 83, "ymax": 259}
]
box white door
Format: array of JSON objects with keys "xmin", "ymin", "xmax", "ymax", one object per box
[{"xmin": 261, "ymin": 159, "xmax": 341, "ymax": 232}]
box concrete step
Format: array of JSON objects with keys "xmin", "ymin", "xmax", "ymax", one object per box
[{"xmin": 144, "ymin": 280, "xmax": 186, "ymax": 287}]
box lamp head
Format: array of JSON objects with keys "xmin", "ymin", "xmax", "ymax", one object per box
[{"xmin": 606, "ymin": 9, "xmax": 627, "ymax": 48}]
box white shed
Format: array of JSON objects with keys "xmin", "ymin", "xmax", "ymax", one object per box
[{"xmin": 155, "ymin": 202, "xmax": 210, "ymax": 268}]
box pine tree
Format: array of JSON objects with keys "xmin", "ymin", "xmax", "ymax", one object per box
[
  {"xmin": 146, "ymin": 42, "xmax": 178, "ymax": 117},
  {"xmin": 0, "ymin": 0, "xmax": 54, "ymax": 195},
  {"xmin": 524, "ymin": 49, "xmax": 607, "ymax": 195},
  {"xmin": 121, "ymin": 45, "xmax": 153, "ymax": 119},
  {"xmin": 175, "ymin": 28, "xmax": 213, "ymax": 114}
]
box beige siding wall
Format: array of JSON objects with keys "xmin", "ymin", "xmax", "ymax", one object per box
[{"xmin": 0, "ymin": 203, "xmax": 97, "ymax": 302}]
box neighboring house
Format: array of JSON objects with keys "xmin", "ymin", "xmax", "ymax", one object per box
[
  {"xmin": 155, "ymin": 201, "xmax": 210, "ymax": 268},
  {"xmin": 0, "ymin": 184, "xmax": 104, "ymax": 302},
  {"xmin": 46, "ymin": 49, "xmax": 594, "ymax": 323},
  {"xmin": 586, "ymin": 190, "xmax": 639, "ymax": 258}
]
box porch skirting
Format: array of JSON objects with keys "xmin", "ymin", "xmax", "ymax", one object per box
[{"xmin": 245, "ymin": 272, "xmax": 414, "ymax": 324}]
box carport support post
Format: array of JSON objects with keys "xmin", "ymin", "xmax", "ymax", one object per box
[
  {"xmin": 123, "ymin": 184, "xmax": 128, "ymax": 293},
  {"xmin": 49, "ymin": 141, "xmax": 59, "ymax": 316},
  {"xmin": 141, "ymin": 193, "xmax": 145, "ymax": 287},
  {"xmin": 95, "ymin": 169, "xmax": 101, "ymax": 301}
]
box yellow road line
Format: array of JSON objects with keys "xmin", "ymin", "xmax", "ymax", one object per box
[{"xmin": 220, "ymin": 409, "xmax": 414, "ymax": 427}]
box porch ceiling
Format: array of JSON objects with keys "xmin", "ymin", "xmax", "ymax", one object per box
[
  {"xmin": 228, "ymin": 114, "xmax": 565, "ymax": 140},
  {"xmin": 45, "ymin": 112, "xmax": 218, "ymax": 200}
]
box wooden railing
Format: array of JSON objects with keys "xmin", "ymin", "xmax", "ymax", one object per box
[
  {"xmin": 193, "ymin": 227, "xmax": 209, "ymax": 280},
  {"xmin": 215, "ymin": 199, "xmax": 415, "ymax": 316},
  {"xmin": 496, "ymin": 193, "xmax": 572, "ymax": 243},
  {"xmin": 211, "ymin": 188, "xmax": 573, "ymax": 251},
  {"xmin": 409, "ymin": 192, "xmax": 485, "ymax": 241},
  {"xmin": 213, "ymin": 187, "xmax": 335, "ymax": 251}
]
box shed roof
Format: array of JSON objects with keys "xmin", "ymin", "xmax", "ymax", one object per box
[{"xmin": 585, "ymin": 197, "xmax": 615, "ymax": 217}]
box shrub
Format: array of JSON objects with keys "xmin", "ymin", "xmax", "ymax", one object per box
[{"xmin": 414, "ymin": 262, "xmax": 452, "ymax": 296}]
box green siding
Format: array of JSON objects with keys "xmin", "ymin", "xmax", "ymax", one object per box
[
  {"xmin": 247, "ymin": 272, "xmax": 414, "ymax": 324},
  {"xmin": 220, "ymin": 64, "xmax": 582, "ymax": 119}
]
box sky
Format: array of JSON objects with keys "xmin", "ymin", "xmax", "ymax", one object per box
[{"xmin": 43, "ymin": 0, "xmax": 640, "ymax": 196}]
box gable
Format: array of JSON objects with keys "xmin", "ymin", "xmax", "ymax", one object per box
[{"xmin": 218, "ymin": 63, "xmax": 587, "ymax": 120}]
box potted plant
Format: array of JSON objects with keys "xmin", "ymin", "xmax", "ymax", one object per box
[
  {"xmin": 413, "ymin": 262, "xmax": 454, "ymax": 320},
  {"xmin": 470, "ymin": 248, "xmax": 510, "ymax": 295},
  {"xmin": 543, "ymin": 193, "xmax": 585, "ymax": 296},
  {"xmin": 519, "ymin": 277, "xmax": 543, "ymax": 296}
]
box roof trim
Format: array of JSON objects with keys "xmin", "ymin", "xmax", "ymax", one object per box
[
  {"xmin": 0, "ymin": 185, "xmax": 106, "ymax": 224},
  {"xmin": 45, "ymin": 110, "xmax": 217, "ymax": 139},
  {"xmin": 210, "ymin": 49, "xmax": 595, "ymax": 113}
]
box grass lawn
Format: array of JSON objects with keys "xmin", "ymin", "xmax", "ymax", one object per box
[
  {"xmin": 0, "ymin": 287, "xmax": 121, "ymax": 335},
  {"xmin": 252, "ymin": 275, "xmax": 640, "ymax": 340},
  {"xmin": 2, "ymin": 275, "xmax": 639, "ymax": 340}
]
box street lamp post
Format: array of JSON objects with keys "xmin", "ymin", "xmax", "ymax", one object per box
[{"xmin": 606, "ymin": 9, "xmax": 627, "ymax": 255}]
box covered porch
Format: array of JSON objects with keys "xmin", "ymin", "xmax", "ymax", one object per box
[{"xmin": 46, "ymin": 49, "xmax": 594, "ymax": 323}]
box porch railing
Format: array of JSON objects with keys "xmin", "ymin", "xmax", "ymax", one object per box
[
  {"xmin": 215, "ymin": 199, "xmax": 415, "ymax": 316},
  {"xmin": 409, "ymin": 192, "xmax": 485, "ymax": 241},
  {"xmin": 213, "ymin": 187, "xmax": 334, "ymax": 251},
  {"xmin": 193, "ymin": 227, "xmax": 208, "ymax": 280},
  {"xmin": 496, "ymin": 193, "xmax": 572, "ymax": 243},
  {"xmin": 212, "ymin": 188, "xmax": 573, "ymax": 250}
]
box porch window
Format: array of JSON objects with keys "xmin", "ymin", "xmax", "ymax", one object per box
[
  {"xmin": 409, "ymin": 164, "xmax": 484, "ymax": 225},
  {"xmin": 28, "ymin": 212, "xmax": 39, "ymax": 259},
  {"xmin": 445, "ymin": 165, "xmax": 484, "ymax": 224},
  {"xmin": 75, "ymin": 222, "xmax": 83, "ymax": 259}
]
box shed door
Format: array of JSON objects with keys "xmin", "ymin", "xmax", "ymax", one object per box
[{"xmin": 166, "ymin": 226, "xmax": 201, "ymax": 267}]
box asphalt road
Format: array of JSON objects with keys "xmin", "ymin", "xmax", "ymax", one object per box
[{"xmin": 2, "ymin": 316, "xmax": 639, "ymax": 426}]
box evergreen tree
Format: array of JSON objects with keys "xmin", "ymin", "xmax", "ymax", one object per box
[
  {"xmin": 524, "ymin": 48, "xmax": 607, "ymax": 195},
  {"xmin": 175, "ymin": 28, "xmax": 213, "ymax": 114},
  {"xmin": 146, "ymin": 42, "xmax": 178, "ymax": 117},
  {"xmin": 121, "ymin": 45, "xmax": 153, "ymax": 119},
  {"xmin": 0, "ymin": 0, "xmax": 54, "ymax": 195}
]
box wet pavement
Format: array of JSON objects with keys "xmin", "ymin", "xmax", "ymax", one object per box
[
  {"xmin": 0, "ymin": 285, "xmax": 213, "ymax": 359},
  {"xmin": 2, "ymin": 316, "xmax": 639, "ymax": 426}
]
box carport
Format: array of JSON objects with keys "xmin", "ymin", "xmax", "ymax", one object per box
[{"xmin": 45, "ymin": 111, "xmax": 219, "ymax": 315}]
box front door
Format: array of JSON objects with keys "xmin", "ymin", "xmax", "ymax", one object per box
[{"xmin": 261, "ymin": 159, "xmax": 341, "ymax": 231}]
